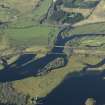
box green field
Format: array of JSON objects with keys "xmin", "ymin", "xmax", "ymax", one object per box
[
  {"xmin": 69, "ymin": 22, "xmax": 105, "ymax": 35},
  {"xmin": 67, "ymin": 35, "xmax": 105, "ymax": 48},
  {"xmin": 79, "ymin": 36, "xmax": 105, "ymax": 46},
  {"xmin": 0, "ymin": 0, "xmax": 52, "ymax": 27},
  {"xmin": 4, "ymin": 26, "xmax": 58, "ymax": 48},
  {"xmin": 9, "ymin": 0, "xmax": 52, "ymax": 27}
]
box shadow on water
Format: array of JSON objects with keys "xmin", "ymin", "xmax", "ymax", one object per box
[
  {"xmin": 11, "ymin": 54, "xmax": 36, "ymax": 67},
  {"xmin": 41, "ymin": 61, "xmax": 105, "ymax": 105}
]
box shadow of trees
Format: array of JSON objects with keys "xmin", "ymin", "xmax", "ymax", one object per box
[{"xmin": 0, "ymin": 53, "xmax": 68, "ymax": 82}]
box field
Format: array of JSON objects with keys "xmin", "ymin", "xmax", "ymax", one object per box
[
  {"xmin": 1, "ymin": 0, "xmax": 40, "ymax": 13},
  {"xmin": 68, "ymin": 35, "xmax": 105, "ymax": 48},
  {"xmin": 12, "ymin": 0, "xmax": 52, "ymax": 27},
  {"xmin": 0, "ymin": 0, "xmax": 57, "ymax": 49},
  {"xmin": 79, "ymin": 36, "xmax": 105, "ymax": 46},
  {"xmin": 5, "ymin": 26, "xmax": 59, "ymax": 48},
  {"xmin": 69, "ymin": 22, "xmax": 105, "ymax": 35},
  {"xmin": 0, "ymin": 0, "xmax": 52, "ymax": 27}
]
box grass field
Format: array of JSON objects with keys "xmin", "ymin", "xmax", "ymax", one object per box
[
  {"xmin": 4, "ymin": 26, "xmax": 59, "ymax": 48},
  {"xmin": 32, "ymin": 0, "xmax": 52, "ymax": 20},
  {"xmin": 79, "ymin": 36, "xmax": 105, "ymax": 46},
  {"xmin": 70, "ymin": 22, "xmax": 105, "ymax": 35},
  {"xmin": 0, "ymin": 10, "xmax": 10, "ymax": 21},
  {"xmin": 10, "ymin": 0, "xmax": 52, "ymax": 27},
  {"xmin": 0, "ymin": 4, "xmax": 18, "ymax": 22},
  {"xmin": 1, "ymin": 0, "xmax": 40, "ymax": 13},
  {"xmin": 0, "ymin": 0, "xmax": 52, "ymax": 27},
  {"xmin": 68, "ymin": 35, "xmax": 105, "ymax": 48}
]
